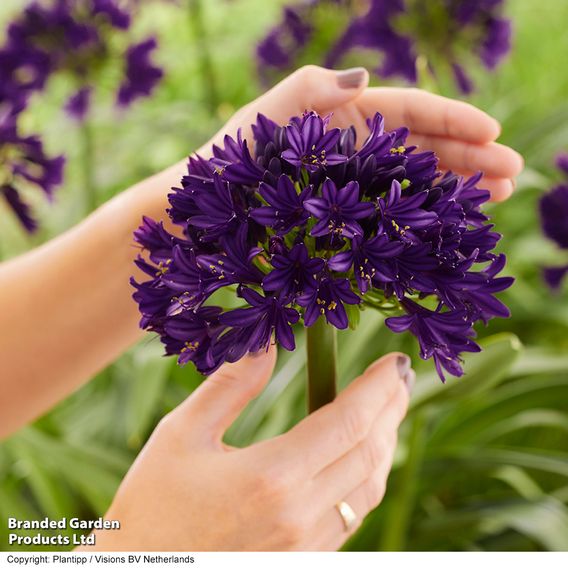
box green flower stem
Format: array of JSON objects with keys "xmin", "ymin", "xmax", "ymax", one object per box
[
  {"xmin": 380, "ymin": 412, "xmax": 426, "ymax": 551},
  {"xmin": 79, "ymin": 119, "xmax": 96, "ymax": 213},
  {"xmin": 188, "ymin": 0, "xmax": 218, "ymax": 114},
  {"xmin": 306, "ymin": 317, "xmax": 338, "ymax": 413}
]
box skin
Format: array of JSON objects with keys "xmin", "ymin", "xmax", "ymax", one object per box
[
  {"xmin": 87, "ymin": 349, "xmax": 413, "ymax": 551},
  {"xmin": 0, "ymin": 66, "xmax": 523, "ymax": 550}
]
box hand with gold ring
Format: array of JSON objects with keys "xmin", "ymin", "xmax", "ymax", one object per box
[{"xmin": 85, "ymin": 347, "xmax": 413, "ymax": 551}]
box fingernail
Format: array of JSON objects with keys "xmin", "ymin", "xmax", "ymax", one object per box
[
  {"xmin": 396, "ymin": 355, "xmax": 411, "ymax": 378},
  {"xmin": 403, "ymin": 369, "xmax": 416, "ymax": 395},
  {"xmin": 492, "ymin": 118, "xmax": 502, "ymax": 138},
  {"xmin": 336, "ymin": 67, "xmax": 367, "ymax": 89},
  {"xmin": 397, "ymin": 355, "xmax": 415, "ymax": 394}
]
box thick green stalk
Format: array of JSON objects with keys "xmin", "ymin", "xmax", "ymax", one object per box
[
  {"xmin": 188, "ymin": 0, "xmax": 218, "ymax": 114},
  {"xmin": 380, "ymin": 412, "xmax": 426, "ymax": 551},
  {"xmin": 306, "ymin": 318, "xmax": 338, "ymax": 413},
  {"xmin": 79, "ymin": 119, "xmax": 96, "ymax": 213}
]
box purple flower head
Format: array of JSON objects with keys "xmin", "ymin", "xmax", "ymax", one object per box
[
  {"xmin": 258, "ymin": 0, "xmax": 512, "ymax": 95},
  {"xmin": 133, "ymin": 111, "xmax": 511, "ymax": 381},
  {"xmin": 0, "ymin": 0, "xmax": 164, "ymax": 121}
]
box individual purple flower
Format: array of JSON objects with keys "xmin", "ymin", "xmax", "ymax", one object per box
[
  {"xmin": 297, "ymin": 276, "xmax": 361, "ymax": 329},
  {"xmin": 0, "ymin": 104, "xmax": 64, "ymax": 232},
  {"xmin": 163, "ymin": 306, "xmax": 225, "ymax": 371},
  {"xmin": 281, "ymin": 113, "xmax": 345, "ymax": 171},
  {"xmin": 328, "ymin": 234, "xmax": 405, "ymax": 294},
  {"xmin": 305, "ymin": 179, "xmax": 375, "ymax": 239},
  {"xmin": 133, "ymin": 110, "xmax": 511, "ymax": 381},
  {"xmin": 386, "ymin": 300, "xmax": 481, "ymax": 382},
  {"xmin": 220, "ymin": 287, "xmax": 300, "ymax": 352},
  {"xmin": 263, "ymin": 243, "xmax": 325, "ymax": 297},
  {"xmin": 117, "ymin": 37, "xmax": 164, "ymax": 107},
  {"xmin": 481, "ymin": 17, "xmax": 512, "ymax": 69},
  {"xmin": 1, "ymin": 185, "xmax": 38, "ymax": 233},
  {"xmin": 250, "ymin": 175, "xmax": 314, "ymax": 234},
  {"xmin": 377, "ymin": 180, "xmax": 438, "ymax": 239},
  {"xmin": 543, "ymin": 266, "xmax": 568, "ymax": 292}
]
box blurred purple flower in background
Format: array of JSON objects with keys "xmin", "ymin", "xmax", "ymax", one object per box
[
  {"xmin": 0, "ymin": 0, "xmax": 164, "ymax": 120},
  {"xmin": 258, "ymin": 0, "xmax": 512, "ymax": 94},
  {"xmin": 132, "ymin": 111, "xmax": 512, "ymax": 381},
  {"xmin": 0, "ymin": 0, "xmax": 164, "ymax": 230},
  {"xmin": 0, "ymin": 103, "xmax": 64, "ymax": 232},
  {"xmin": 117, "ymin": 37, "xmax": 164, "ymax": 107},
  {"xmin": 540, "ymin": 154, "xmax": 568, "ymax": 292}
]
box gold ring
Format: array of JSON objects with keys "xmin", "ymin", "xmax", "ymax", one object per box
[{"xmin": 335, "ymin": 501, "xmax": 357, "ymax": 532}]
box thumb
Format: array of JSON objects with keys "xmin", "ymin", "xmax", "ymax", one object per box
[
  {"xmin": 274, "ymin": 65, "xmax": 370, "ymax": 115},
  {"xmin": 175, "ymin": 345, "xmax": 278, "ymax": 445}
]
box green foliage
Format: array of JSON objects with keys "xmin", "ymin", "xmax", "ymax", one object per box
[{"xmin": 1, "ymin": 0, "xmax": 568, "ymax": 552}]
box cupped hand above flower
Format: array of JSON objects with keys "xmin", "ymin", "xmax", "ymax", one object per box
[{"xmin": 207, "ymin": 65, "xmax": 523, "ymax": 202}]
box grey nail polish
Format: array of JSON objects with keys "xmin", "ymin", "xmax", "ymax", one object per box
[
  {"xmin": 336, "ymin": 67, "xmax": 367, "ymax": 89},
  {"xmin": 403, "ymin": 369, "xmax": 416, "ymax": 395},
  {"xmin": 396, "ymin": 355, "xmax": 411, "ymax": 379}
]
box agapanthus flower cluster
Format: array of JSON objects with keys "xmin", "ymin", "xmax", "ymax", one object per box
[
  {"xmin": 258, "ymin": 0, "xmax": 512, "ymax": 94},
  {"xmin": 539, "ymin": 153, "xmax": 568, "ymax": 291},
  {"xmin": 0, "ymin": 0, "xmax": 163, "ymax": 120},
  {"xmin": 132, "ymin": 111, "xmax": 512, "ymax": 381},
  {"xmin": 0, "ymin": 0, "xmax": 163, "ymax": 231}
]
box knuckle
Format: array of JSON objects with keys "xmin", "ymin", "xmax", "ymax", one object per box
[
  {"xmin": 294, "ymin": 64, "xmax": 322, "ymax": 88},
  {"xmin": 365, "ymin": 477, "xmax": 387, "ymax": 510},
  {"xmin": 274, "ymin": 514, "xmax": 307, "ymax": 547},
  {"xmin": 297, "ymin": 64, "xmax": 320, "ymax": 77},
  {"xmin": 341, "ymin": 407, "xmax": 371, "ymax": 445},
  {"xmin": 252, "ymin": 469, "xmax": 291, "ymax": 504},
  {"xmin": 361, "ymin": 436, "xmax": 384, "ymax": 473},
  {"xmin": 154, "ymin": 412, "xmax": 178, "ymax": 437},
  {"xmin": 208, "ymin": 369, "xmax": 257, "ymax": 399}
]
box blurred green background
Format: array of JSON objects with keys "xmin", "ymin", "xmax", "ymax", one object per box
[{"xmin": 1, "ymin": 0, "xmax": 568, "ymax": 552}]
